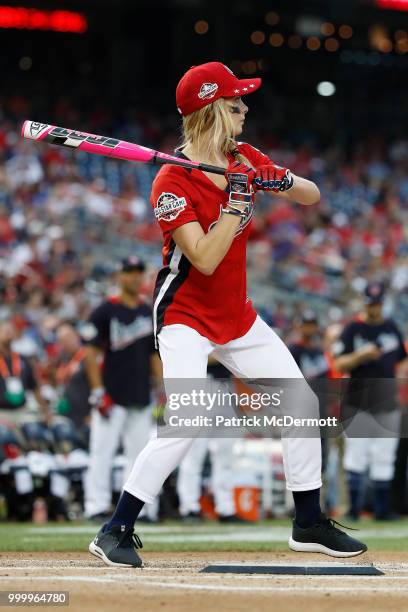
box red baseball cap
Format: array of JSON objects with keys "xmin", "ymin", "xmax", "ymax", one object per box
[{"xmin": 176, "ymin": 62, "xmax": 262, "ymax": 116}]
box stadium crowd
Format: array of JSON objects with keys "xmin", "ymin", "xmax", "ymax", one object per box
[{"xmin": 0, "ymin": 95, "xmax": 407, "ymax": 522}]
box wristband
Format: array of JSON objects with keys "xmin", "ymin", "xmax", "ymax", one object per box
[
  {"xmin": 226, "ymin": 171, "xmax": 253, "ymax": 207},
  {"xmin": 223, "ymin": 204, "xmax": 249, "ymax": 218},
  {"xmin": 223, "ymin": 207, "xmax": 242, "ymax": 218},
  {"xmin": 279, "ymin": 170, "xmax": 294, "ymax": 192},
  {"xmin": 89, "ymin": 387, "xmax": 105, "ymax": 406},
  {"xmin": 228, "ymin": 193, "xmax": 252, "ymax": 207}
]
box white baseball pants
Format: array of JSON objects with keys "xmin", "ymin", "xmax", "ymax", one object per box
[
  {"xmin": 177, "ymin": 437, "xmax": 236, "ymax": 517},
  {"xmin": 343, "ymin": 409, "xmax": 400, "ymax": 481},
  {"xmin": 84, "ymin": 404, "xmax": 155, "ymax": 517},
  {"xmin": 123, "ymin": 316, "xmax": 322, "ymax": 503}
]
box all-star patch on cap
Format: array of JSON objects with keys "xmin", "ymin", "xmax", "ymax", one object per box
[
  {"xmin": 364, "ymin": 281, "xmax": 385, "ymax": 304},
  {"xmin": 176, "ymin": 62, "xmax": 262, "ymax": 116},
  {"xmin": 118, "ymin": 256, "xmax": 146, "ymax": 273}
]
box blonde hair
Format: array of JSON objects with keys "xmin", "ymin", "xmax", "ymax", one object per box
[{"xmin": 180, "ymin": 98, "xmax": 251, "ymax": 166}]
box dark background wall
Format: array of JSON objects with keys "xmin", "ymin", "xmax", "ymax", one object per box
[{"xmin": 0, "ymin": 0, "xmax": 407, "ymax": 144}]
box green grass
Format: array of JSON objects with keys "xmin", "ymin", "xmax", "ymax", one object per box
[{"xmin": 1, "ymin": 518, "xmax": 408, "ymax": 553}]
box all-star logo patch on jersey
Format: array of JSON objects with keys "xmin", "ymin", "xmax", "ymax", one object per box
[
  {"xmin": 154, "ymin": 192, "xmax": 187, "ymax": 222},
  {"xmin": 198, "ymin": 82, "xmax": 218, "ymax": 100}
]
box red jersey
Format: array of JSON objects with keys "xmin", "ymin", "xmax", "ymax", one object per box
[{"xmin": 151, "ymin": 142, "xmax": 271, "ymax": 344}]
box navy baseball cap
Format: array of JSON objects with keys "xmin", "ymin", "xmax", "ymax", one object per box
[
  {"xmin": 118, "ymin": 256, "xmax": 146, "ymax": 273},
  {"xmin": 364, "ymin": 281, "xmax": 385, "ymax": 304}
]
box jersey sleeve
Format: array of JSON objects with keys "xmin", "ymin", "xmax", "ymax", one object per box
[
  {"xmin": 151, "ymin": 170, "xmax": 198, "ymax": 234},
  {"xmin": 81, "ymin": 302, "xmax": 110, "ymax": 349},
  {"xmin": 236, "ymin": 142, "xmax": 272, "ymax": 169},
  {"xmin": 332, "ymin": 324, "xmax": 355, "ymax": 357}
]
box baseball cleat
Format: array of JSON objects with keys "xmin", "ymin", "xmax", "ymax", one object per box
[
  {"xmin": 89, "ymin": 524, "xmax": 143, "ymax": 567},
  {"xmin": 289, "ymin": 513, "xmax": 368, "ymax": 558}
]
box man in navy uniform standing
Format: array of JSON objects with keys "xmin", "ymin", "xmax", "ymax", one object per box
[
  {"xmin": 333, "ymin": 282, "xmax": 407, "ymax": 520},
  {"xmin": 83, "ymin": 257, "xmax": 162, "ymax": 521}
]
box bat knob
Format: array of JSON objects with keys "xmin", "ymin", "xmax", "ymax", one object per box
[{"xmin": 21, "ymin": 120, "xmax": 50, "ymax": 141}]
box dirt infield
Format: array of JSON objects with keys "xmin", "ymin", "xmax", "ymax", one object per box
[{"xmin": 2, "ymin": 551, "xmax": 408, "ymax": 611}]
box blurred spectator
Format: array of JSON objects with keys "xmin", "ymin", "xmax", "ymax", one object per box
[
  {"xmin": 54, "ymin": 323, "xmax": 90, "ymax": 429},
  {"xmin": 0, "ymin": 320, "xmax": 50, "ymax": 424}
]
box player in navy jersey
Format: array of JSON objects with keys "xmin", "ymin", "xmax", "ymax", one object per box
[
  {"xmin": 82, "ymin": 256, "xmax": 162, "ymax": 521},
  {"xmin": 333, "ymin": 282, "xmax": 407, "ymax": 520},
  {"xmin": 289, "ymin": 310, "xmax": 330, "ymax": 380}
]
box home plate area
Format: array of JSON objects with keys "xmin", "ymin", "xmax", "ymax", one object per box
[{"xmin": 2, "ymin": 552, "xmax": 408, "ymax": 612}]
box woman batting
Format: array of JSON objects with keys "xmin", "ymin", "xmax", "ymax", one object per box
[{"xmin": 89, "ymin": 62, "xmax": 367, "ymax": 566}]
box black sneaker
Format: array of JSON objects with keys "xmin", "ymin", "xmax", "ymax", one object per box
[
  {"xmin": 89, "ymin": 524, "xmax": 143, "ymax": 567},
  {"xmin": 289, "ymin": 513, "xmax": 367, "ymax": 558}
]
